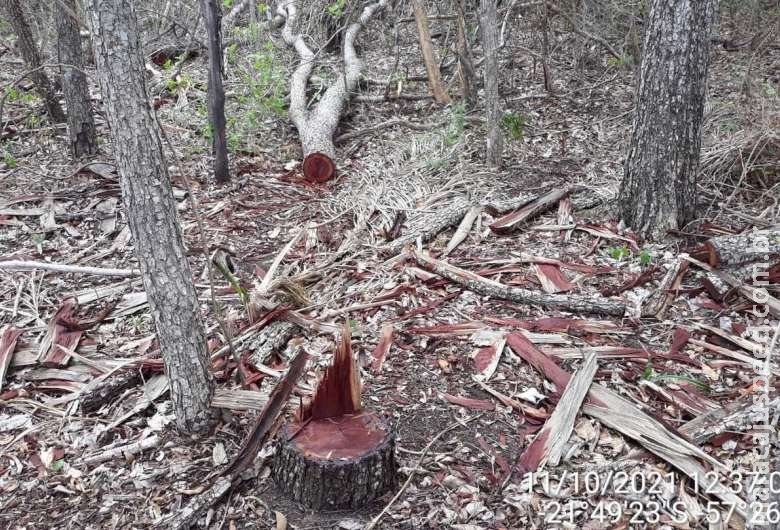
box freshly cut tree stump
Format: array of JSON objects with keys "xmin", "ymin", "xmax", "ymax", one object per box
[
  {"xmin": 273, "ymin": 411, "xmax": 397, "ymax": 510},
  {"xmin": 273, "ymin": 324, "xmax": 398, "ymax": 509}
]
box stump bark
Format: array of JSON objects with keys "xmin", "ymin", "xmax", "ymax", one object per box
[{"xmin": 273, "ymin": 411, "xmax": 397, "ymax": 510}]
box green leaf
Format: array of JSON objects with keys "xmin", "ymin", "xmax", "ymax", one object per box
[{"xmin": 52, "ymin": 459, "xmax": 65, "ymax": 472}]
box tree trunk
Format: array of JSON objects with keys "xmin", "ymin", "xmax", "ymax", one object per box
[
  {"xmin": 479, "ymin": 0, "xmax": 503, "ymax": 168},
  {"xmin": 200, "ymin": 0, "xmax": 229, "ymax": 183},
  {"xmin": 0, "ymin": 0, "xmax": 66, "ymax": 123},
  {"xmin": 412, "ymin": 0, "xmax": 450, "ymax": 104},
  {"xmin": 56, "ymin": 0, "xmax": 98, "ymax": 158},
  {"xmin": 619, "ymin": 0, "xmax": 715, "ymax": 240},
  {"xmin": 455, "ymin": 0, "xmax": 476, "ymax": 107},
  {"xmin": 85, "ymin": 0, "xmax": 214, "ymax": 434}
]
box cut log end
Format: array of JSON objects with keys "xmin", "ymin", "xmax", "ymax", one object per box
[
  {"xmin": 273, "ymin": 411, "xmax": 397, "ymax": 510},
  {"xmin": 303, "ymin": 152, "xmax": 336, "ymax": 183}
]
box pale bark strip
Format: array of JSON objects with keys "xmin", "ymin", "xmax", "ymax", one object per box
[
  {"xmin": 412, "ymin": 0, "xmax": 450, "ymax": 104},
  {"xmin": 199, "ymin": 0, "xmax": 229, "ymax": 183},
  {"xmin": 278, "ymin": 0, "xmax": 388, "ymax": 177},
  {"xmin": 56, "ymin": 0, "xmax": 98, "ymax": 158},
  {"xmin": 479, "ymin": 0, "xmax": 503, "ymax": 167},
  {"xmin": 410, "ymin": 250, "xmax": 626, "ymax": 316},
  {"xmin": 542, "ymin": 352, "xmax": 597, "ymax": 466},
  {"xmin": 619, "ymin": 0, "xmax": 715, "ymax": 239},
  {"xmin": 0, "ymin": 260, "xmax": 140, "ymax": 277},
  {"xmin": 443, "ymin": 205, "xmax": 482, "ymax": 256},
  {"xmin": 86, "ymin": 0, "xmax": 214, "ymax": 433}
]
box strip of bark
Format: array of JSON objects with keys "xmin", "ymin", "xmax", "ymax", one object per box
[
  {"xmin": 222, "ymin": 348, "xmax": 310, "ymax": 476},
  {"xmin": 0, "ymin": 328, "xmax": 23, "ymax": 391},
  {"xmin": 507, "ymin": 333, "xmax": 748, "ymax": 524},
  {"xmin": 0, "ymin": 260, "xmax": 140, "ymax": 277},
  {"xmin": 411, "ymin": 250, "xmax": 626, "ymax": 316},
  {"xmin": 518, "ymin": 351, "xmax": 597, "ymax": 470}
]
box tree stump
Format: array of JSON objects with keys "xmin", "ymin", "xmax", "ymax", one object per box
[{"xmin": 273, "ymin": 410, "xmax": 397, "ymax": 510}]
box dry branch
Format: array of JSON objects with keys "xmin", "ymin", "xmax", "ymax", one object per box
[
  {"xmin": 78, "ymin": 435, "xmax": 160, "ymax": 466},
  {"xmin": 278, "ymin": 0, "xmax": 388, "ymax": 181},
  {"xmin": 410, "ymin": 250, "xmax": 626, "ymax": 316},
  {"xmin": 0, "ymin": 260, "xmax": 140, "ymax": 277}
]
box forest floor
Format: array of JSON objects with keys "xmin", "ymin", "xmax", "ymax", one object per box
[{"xmin": 0, "ymin": 4, "xmax": 779, "ymax": 530}]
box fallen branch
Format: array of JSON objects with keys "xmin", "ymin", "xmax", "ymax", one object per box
[
  {"xmin": 0, "ymin": 260, "xmax": 140, "ymax": 277},
  {"xmin": 411, "ymin": 250, "xmax": 626, "ymax": 316},
  {"xmin": 278, "ymin": 0, "xmax": 388, "ymax": 181},
  {"xmin": 77, "ymin": 435, "xmax": 160, "ymax": 466}
]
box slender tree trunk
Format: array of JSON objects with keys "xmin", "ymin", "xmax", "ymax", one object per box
[
  {"xmin": 200, "ymin": 0, "xmax": 229, "ymax": 183},
  {"xmin": 85, "ymin": 0, "xmax": 214, "ymax": 434},
  {"xmin": 619, "ymin": 0, "xmax": 715, "ymax": 240},
  {"xmin": 455, "ymin": 0, "xmax": 476, "ymax": 107},
  {"xmin": 539, "ymin": 2, "xmax": 553, "ymax": 93},
  {"xmin": 412, "ymin": 0, "xmax": 450, "ymax": 104},
  {"xmin": 479, "ymin": 0, "xmax": 502, "ymax": 168},
  {"xmin": 56, "ymin": 0, "xmax": 98, "ymax": 158},
  {"xmin": 0, "ymin": 0, "xmax": 66, "ymax": 123}
]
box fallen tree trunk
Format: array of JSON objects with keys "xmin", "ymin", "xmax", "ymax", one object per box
[
  {"xmin": 278, "ymin": 0, "xmax": 388, "ymax": 182},
  {"xmin": 690, "ymin": 226, "xmax": 780, "ymax": 267}
]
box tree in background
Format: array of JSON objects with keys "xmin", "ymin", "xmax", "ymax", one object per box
[
  {"xmin": 86, "ymin": 0, "xmax": 214, "ymax": 433},
  {"xmin": 199, "ymin": 0, "xmax": 229, "ymax": 183},
  {"xmin": 479, "ymin": 0, "xmax": 502, "ymax": 168},
  {"xmin": 56, "ymin": 0, "xmax": 98, "ymax": 158},
  {"xmin": 619, "ymin": 0, "xmax": 715, "ymax": 240},
  {"xmin": 0, "ymin": 0, "xmax": 66, "ymax": 123}
]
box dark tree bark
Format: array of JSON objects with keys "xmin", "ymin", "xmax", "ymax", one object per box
[
  {"xmin": 1, "ymin": 0, "xmax": 66, "ymax": 123},
  {"xmin": 56, "ymin": 0, "xmax": 98, "ymax": 158},
  {"xmin": 619, "ymin": 0, "xmax": 715, "ymax": 240},
  {"xmin": 199, "ymin": 0, "xmax": 229, "ymax": 183},
  {"xmin": 85, "ymin": 0, "xmax": 214, "ymax": 434},
  {"xmin": 479, "ymin": 0, "xmax": 502, "ymax": 168}
]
